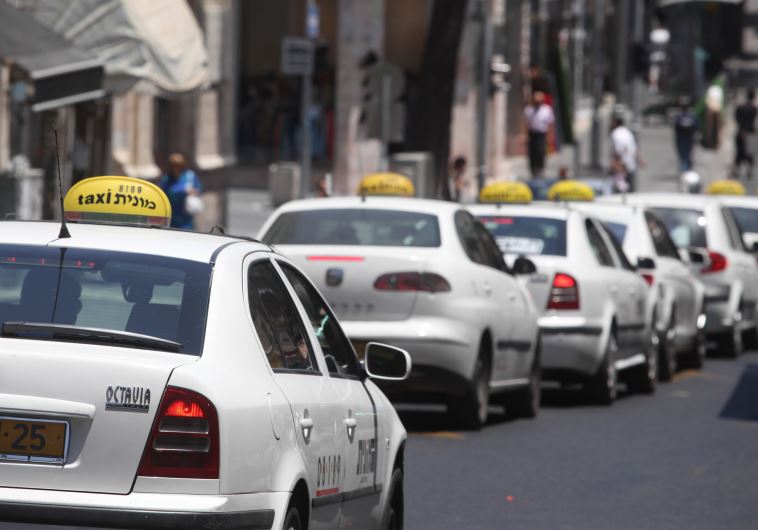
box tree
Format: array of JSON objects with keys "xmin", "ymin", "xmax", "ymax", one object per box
[{"xmin": 406, "ymin": 0, "xmax": 469, "ymax": 200}]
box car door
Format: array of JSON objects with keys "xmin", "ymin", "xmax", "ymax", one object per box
[
  {"xmin": 598, "ymin": 220, "xmax": 648, "ymax": 354},
  {"xmin": 245, "ymin": 256, "xmax": 345, "ymax": 529},
  {"xmin": 274, "ymin": 260, "xmax": 383, "ymax": 530},
  {"xmin": 454, "ymin": 211, "xmax": 514, "ymax": 381}
]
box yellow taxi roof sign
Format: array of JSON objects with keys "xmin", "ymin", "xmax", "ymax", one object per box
[
  {"xmin": 479, "ymin": 181, "xmax": 533, "ymax": 204},
  {"xmin": 547, "ymin": 179, "xmax": 595, "ymax": 202},
  {"xmin": 358, "ymin": 172, "xmax": 415, "ymax": 197},
  {"xmin": 64, "ymin": 176, "xmax": 172, "ymax": 227},
  {"xmin": 706, "ymin": 179, "xmax": 746, "ymax": 196}
]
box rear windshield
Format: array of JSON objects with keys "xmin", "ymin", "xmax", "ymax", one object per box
[
  {"xmin": 263, "ymin": 209, "xmax": 441, "ymax": 247},
  {"xmin": 728, "ymin": 207, "xmax": 758, "ymax": 237},
  {"xmin": 605, "ymin": 222, "xmax": 628, "ymax": 243},
  {"xmin": 0, "ymin": 245, "xmax": 211, "ymax": 355},
  {"xmin": 477, "ymin": 215, "xmax": 567, "ymax": 256},
  {"xmin": 649, "ymin": 207, "xmax": 707, "ymax": 248}
]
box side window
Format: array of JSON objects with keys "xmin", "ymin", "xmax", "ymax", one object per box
[
  {"xmin": 474, "ymin": 222, "xmax": 508, "ymax": 272},
  {"xmin": 721, "ymin": 207, "xmax": 747, "ymax": 251},
  {"xmin": 279, "ymin": 262, "xmax": 362, "ymax": 378},
  {"xmin": 600, "ymin": 222, "xmax": 635, "ymax": 271},
  {"xmin": 455, "ymin": 211, "xmax": 486, "ymax": 264},
  {"xmin": 645, "ymin": 212, "xmax": 680, "ymax": 259},
  {"xmin": 585, "ymin": 219, "xmax": 615, "ymax": 267},
  {"xmin": 247, "ymin": 261, "xmax": 318, "ymax": 373}
]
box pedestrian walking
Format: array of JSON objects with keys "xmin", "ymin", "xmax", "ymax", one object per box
[
  {"xmin": 609, "ymin": 116, "xmax": 640, "ymax": 192},
  {"xmin": 673, "ymin": 98, "xmax": 699, "ymax": 172},
  {"xmin": 734, "ymin": 89, "xmax": 757, "ymax": 179},
  {"xmin": 158, "ymin": 153, "xmax": 203, "ymax": 230},
  {"xmin": 524, "ymin": 91, "xmax": 554, "ymax": 178},
  {"xmin": 449, "ymin": 156, "xmax": 468, "ymax": 202}
]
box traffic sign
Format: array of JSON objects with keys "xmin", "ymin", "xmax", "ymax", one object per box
[{"xmin": 281, "ymin": 37, "xmax": 314, "ymax": 76}]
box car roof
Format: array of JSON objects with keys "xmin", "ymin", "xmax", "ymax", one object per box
[
  {"xmin": 0, "ymin": 221, "xmax": 268, "ymax": 263},
  {"xmin": 468, "ymin": 203, "xmax": 572, "ymax": 220},
  {"xmin": 569, "ymin": 202, "xmax": 638, "ymax": 224},
  {"xmin": 600, "ymin": 192, "xmax": 711, "ymax": 208},
  {"xmin": 271, "ymin": 196, "xmax": 463, "ymax": 216},
  {"xmin": 714, "ymin": 195, "xmax": 758, "ymax": 208}
]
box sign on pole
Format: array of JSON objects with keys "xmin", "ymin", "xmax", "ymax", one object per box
[{"xmin": 281, "ymin": 37, "xmax": 314, "ymax": 76}]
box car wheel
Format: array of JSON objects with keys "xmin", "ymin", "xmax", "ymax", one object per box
[
  {"xmin": 684, "ymin": 330, "xmax": 707, "ymax": 370},
  {"xmin": 504, "ymin": 353, "xmax": 541, "ymax": 419},
  {"xmin": 657, "ymin": 314, "xmax": 677, "ymax": 382},
  {"xmin": 282, "ymin": 504, "xmax": 302, "ymax": 530},
  {"xmin": 586, "ymin": 331, "xmax": 618, "ymax": 405},
  {"xmin": 719, "ymin": 321, "xmax": 743, "ymax": 358},
  {"xmin": 381, "ymin": 468, "xmax": 404, "ymax": 530},
  {"xmin": 628, "ymin": 328, "xmax": 657, "ymax": 394},
  {"xmin": 449, "ymin": 355, "xmax": 490, "ymax": 430}
]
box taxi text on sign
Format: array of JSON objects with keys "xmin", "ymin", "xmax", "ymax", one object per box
[
  {"xmin": 358, "ymin": 172, "xmax": 415, "ymax": 197},
  {"xmin": 64, "ymin": 176, "xmax": 172, "ymax": 227},
  {"xmin": 547, "ymin": 180, "xmax": 595, "ymax": 202}
]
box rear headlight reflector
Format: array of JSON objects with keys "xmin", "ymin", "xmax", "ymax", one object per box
[
  {"xmin": 702, "ymin": 251, "xmax": 728, "ymax": 274},
  {"xmin": 374, "ymin": 272, "xmax": 451, "ymax": 293},
  {"xmin": 547, "ymin": 272, "xmax": 579, "ymax": 310}
]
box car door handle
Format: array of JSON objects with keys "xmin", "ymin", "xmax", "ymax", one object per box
[
  {"xmin": 627, "ymin": 287, "xmax": 637, "ymax": 295},
  {"xmin": 507, "ymin": 291, "xmax": 518, "ymax": 302},
  {"xmin": 482, "ymin": 282, "xmax": 492, "ymax": 296},
  {"xmin": 344, "ymin": 417, "xmax": 357, "ymax": 442},
  {"xmin": 609, "ymin": 285, "xmax": 619, "ymax": 294},
  {"xmin": 299, "ymin": 417, "xmax": 313, "ymax": 444}
]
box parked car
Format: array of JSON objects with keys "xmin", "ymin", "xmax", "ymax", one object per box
[
  {"xmin": 572, "ymin": 202, "xmax": 707, "ymax": 377},
  {"xmin": 260, "ymin": 196, "xmax": 541, "ymax": 428},
  {"xmin": 602, "ymin": 193, "xmax": 758, "ymax": 356},
  {"xmin": 470, "ymin": 202, "xmax": 657, "ymax": 403}
]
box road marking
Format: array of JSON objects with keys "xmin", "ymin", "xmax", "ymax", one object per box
[
  {"xmin": 671, "ymin": 369, "xmax": 702, "ymax": 382},
  {"xmin": 416, "ymin": 431, "xmax": 466, "ymax": 440}
]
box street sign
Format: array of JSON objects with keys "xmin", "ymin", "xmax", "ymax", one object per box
[{"xmin": 281, "ymin": 37, "xmax": 314, "ymax": 76}]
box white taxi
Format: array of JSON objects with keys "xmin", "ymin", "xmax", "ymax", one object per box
[
  {"xmin": 470, "ymin": 181, "xmax": 657, "ymax": 403},
  {"xmin": 259, "ymin": 176, "xmax": 541, "ymax": 429},
  {"xmin": 0, "ymin": 177, "xmax": 410, "ymax": 530},
  {"xmin": 572, "ymin": 202, "xmax": 707, "ymax": 377},
  {"xmin": 601, "ymin": 192, "xmax": 758, "ymax": 357},
  {"xmin": 715, "ymin": 194, "xmax": 758, "ymax": 253}
]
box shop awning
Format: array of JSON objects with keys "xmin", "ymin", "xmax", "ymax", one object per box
[
  {"xmin": 27, "ymin": 0, "xmax": 209, "ymax": 95},
  {"xmin": 0, "ymin": 2, "xmax": 105, "ymax": 112}
]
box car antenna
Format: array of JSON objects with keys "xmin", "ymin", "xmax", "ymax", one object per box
[{"xmin": 54, "ymin": 129, "xmax": 71, "ymax": 239}]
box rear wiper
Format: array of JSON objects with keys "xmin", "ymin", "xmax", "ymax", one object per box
[{"xmin": 1, "ymin": 322, "xmax": 183, "ymax": 353}]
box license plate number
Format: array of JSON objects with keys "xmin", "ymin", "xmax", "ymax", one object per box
[{"xmin": 0, "ymin": 417, "xmax": 68, "ymax": 464}]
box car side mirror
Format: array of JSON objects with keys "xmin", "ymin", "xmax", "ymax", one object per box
[
  {"xmin": 637, "ymin": 256, "xmax": 656, "ymax": 270},
  {"xmin": 751, "ymin": 241, "xmax": 758, "ymax": 253},
  {"xmin": 364, "ymin": 342, "xmax": 411, "ymax": 381},
  {"xmin": 686, "ymin": 246, "xmax": 710, "ymax": 267},
  {"xmin": 512, "ymin": 256, "xmax": 537, "ymax": 275}
]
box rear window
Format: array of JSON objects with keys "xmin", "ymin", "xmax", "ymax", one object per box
[
  {"xmin": 728, "ymin": 207, "xmax": 758, "ymax": 238},
  {"xmin": 263, "ymin": 209, "xmax": 441, "ymax": 247},
  {"xmin": 649, "ymin": 207, "xmax": 707, "ymax": 248},
  {"xmin": 0, "ymin": 245, "xmax": 211, "ymax": 355},
  {"xmin": 477, "ymin": 216, "xmax": 567, "ymax": 256},
  {"xmin": 605, "ymin": 222, "xmax": 628, "ymax": 243}
]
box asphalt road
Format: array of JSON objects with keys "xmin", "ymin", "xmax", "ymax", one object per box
[{"xmin": 401, "ymin": 353, "xmax": 758, "ymax": 530}]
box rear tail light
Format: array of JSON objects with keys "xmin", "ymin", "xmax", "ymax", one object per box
[
  {"xmin": 702, "ymin": 251, "xmax": 728, "ymax": 274},
  {"xmin": 547, "ymin": 272, "xmax": 579, "ymax": 310},
  {"xmin": 641, "ymin": 273, "xmax": 654, "ymax": 286},
  {"xmin": 137, "ymin": 387, "xmax": 219, "ymax": 479},
  {"xmin": 374, "ymin": 272, "xmax": 451, "ymax": 293}
]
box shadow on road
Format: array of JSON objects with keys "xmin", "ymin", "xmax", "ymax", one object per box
[
  {"xmin": 540, "ymin": 385, "xmax": 632, "ymax": 409},
  {"xmin": 719, "ymin": 363, "xmax": 758, "ymax": 422},
  {"xmin": 396, "ymin": 404, "xmax": 512, "ymax": 433}
]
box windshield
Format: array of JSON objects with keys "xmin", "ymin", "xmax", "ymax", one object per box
[
  {"xmin": 0, "ymin": 245, "xmax": 211, "ymax": 355},
  {"xmin": 477, "ymin": 215, "xmax": 567, "ymax": 256},
  {"xmin": 263, "ymin": 209, "xmax": 441, "ymax": 247},
  {"xmin": 648, "ymin": 207, "xmax": 707, "ymax": 248}
]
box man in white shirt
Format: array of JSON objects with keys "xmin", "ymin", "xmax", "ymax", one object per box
[
  {"xmin": 524, "ymin": 91, "xmax": 555, "ymax": 178},
  {"xmin": 610, "ymin": 116, "xmax": 639, "ymax": 191}
]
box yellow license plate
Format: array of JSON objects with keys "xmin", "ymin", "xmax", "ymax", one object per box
[
  {"xmin": 351, "ymin": 341, "xmax": 368, "ymax": 360},
  {"xmin": 0, "ymin": 417, "xmax": 68, "ymax": 464}
]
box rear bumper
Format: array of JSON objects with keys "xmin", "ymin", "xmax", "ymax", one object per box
[
  {"xmin": 0, "ymin": 489, "xmax": 286, "ymax": 530},
  {"xmin": 539, "ymin": 315, "xmax": 605, "ymax": 376},
  {"xmin": 0, "ymin": 502, "xmax": 274, "ymax": 529}
]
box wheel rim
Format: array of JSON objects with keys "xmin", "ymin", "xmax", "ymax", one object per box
[{"xmin": 387, "ymin": 508, "xmax": 397, "ymax": 530}]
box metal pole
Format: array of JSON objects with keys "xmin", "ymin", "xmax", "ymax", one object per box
[
  {"xmin": 300, "ymin": 72, "xmax": 312, "ymax": 199},
  {"xmin": 572, "ymin": 0, "xmax": 585, "ymax": 175},
  {"xmin": 380, "ymin": 73, "xmax": 391, "ymax": 171},
  {"xmin": 590, "ymin": 0, "xmax": 605, "ymax": 170},
  {"xmin": 476, "ymin": 0, "xmax": 492, "ymax": 194},
  {"xmin": 630, "ymin": 0, "xmax": 645, "ymax": 136}
]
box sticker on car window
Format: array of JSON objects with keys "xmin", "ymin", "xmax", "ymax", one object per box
[{"xmin": 495, "ymin": 237, "xmax": 544, "ymax": 255}]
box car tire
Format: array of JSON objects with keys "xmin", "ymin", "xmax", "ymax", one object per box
[
  {"xmin": 504, "ymin": 351, "xmax": 541, "ymax": 419},
  {"xmin": 449, "ymin": 355, "xmax": 490, "ymax": 430},
  {"xmin": 718, "ymin": 322, "xmax": 743, "ymax": 358},
  {"xmin": 381, "ymin": 468, "xmax": 404, "ymax": 530},
  {"xmin": 586, "ymin": 331, "xmax": 618, "ymax": 405},
  {"xmin": 282, "ymin": 504, "xmax": 303, "ymax": 530},
  {"xmin": 684, "ymin": 330, "xmax": 706, "ymax": 370},
  {"xmin": 657, "ymin": 314, "xmax": 677, "ymax": 382},
  {"xmin": 628, "ymin": 328, "xmax": 657, "ymax": 394}
]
